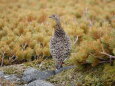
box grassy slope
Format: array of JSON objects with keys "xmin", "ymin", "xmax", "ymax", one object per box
[{"xmin": 49, "ymin": 63, "xmax": 115, "ymax": 86}]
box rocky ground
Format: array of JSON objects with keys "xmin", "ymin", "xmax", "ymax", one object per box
[
  {"xmin": 0, "ymin": 67, "xmax": 57, "ymax": 86},
  {"xmin": 0, "ymin": 60, "xmax": 76, "ymax": 86},
  {"xmin": 0, "ymin": 60, "xmax": 115, "ymax": 86}
]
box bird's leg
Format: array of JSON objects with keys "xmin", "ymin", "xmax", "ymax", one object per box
[{"xmin": 56, "ymin": 60, "xmax": 63, "ymax": 70}]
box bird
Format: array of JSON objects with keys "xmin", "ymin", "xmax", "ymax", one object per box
[{"xmin": 49, "ymin": 14, "xmax": 71, "ymax": 70}]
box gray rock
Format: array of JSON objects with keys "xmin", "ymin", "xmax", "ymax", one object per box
[
  {"xmin": 4, "ymin": 74, "xmax": 20, "ymax": 82},
  {"xmin": 27, "ymin": 80, "xmax": 54, "ymax": 86},
  {"xmin": 0, "ymin": 71, "xmax": 4, "ymax": 78},
  {"xmin": 22, "ymin": 66, "xmax": 76, "ymax": 83},
  {"xmin": 55, "ymin": 65, "xmax": 76, "ymax": 74},
  {"xmin": 35, "ymin": 70, "xmax": 55, "ymax": 80},
  {"xmin": 22, "ymin": 67, "xmax": 55, "ymax": 83},
  {"xmin": 22, "ymin": 67, "xmax": 40, "ymax": 82}
]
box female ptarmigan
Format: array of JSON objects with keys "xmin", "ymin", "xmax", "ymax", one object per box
[{"xmin": 49, "ymin": 14, "xmax": 71, "ymax": 69}]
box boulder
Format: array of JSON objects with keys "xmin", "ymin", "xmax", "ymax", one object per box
[
  {"xmin": 22, "ymin": 66, "xmax": 76, "ymax": 83},
  {"xmin": 22, "ymin": 67, "xmax": 55, "ymax": 83},
  {"xmin": 22, "ymin": 67, "xmax": 39, "ymax": 82}
]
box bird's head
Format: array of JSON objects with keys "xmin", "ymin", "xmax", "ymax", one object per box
[
  {"xmin": 49, "ymin": 14, "xmax": 61, "ymax": 25},
  {"xmin": 49, "ymin": 14, "xmax": 60, "ymax": 20}
]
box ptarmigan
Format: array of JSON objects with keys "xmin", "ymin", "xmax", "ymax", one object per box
[{"xmin": 49, "ymin": 14, "xmax": 71, "ymax": 69}]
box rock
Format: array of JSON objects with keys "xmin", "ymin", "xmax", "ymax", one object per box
[
  {"xmin": 35, "ymin": 70, "xmax": 55, "ymax": 80},
  {"xmin": 22, "ymin": 67, "xmax": 40, "ymax": 83},
  {"xmin": 0, "ymin": 71, "xmax": 4, "ymax": 78},
  {"xmin": 27, "ymin": 80, "xmax": 54, "ymax": 86},
  {"xmin": 4, "ymin": 74, "xmax": 20, "ymax": 82},
  {"xmin": 55, "ymin": 65, "xmax": 76, "ymax": 74},
  {"xmin": 22, "ymin": 66, "xmax": 76, "ymax": 83},
  {"xmin": 22, "ymin": 67, "xmax": 55, "ymax": 83}
]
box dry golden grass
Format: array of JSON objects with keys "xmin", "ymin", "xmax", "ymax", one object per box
[{"xmin": 0, "ymin": 0, "xmax": 115, "ymax": 66}]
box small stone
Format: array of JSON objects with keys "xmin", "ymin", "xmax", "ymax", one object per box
[
  {"xmin": 27, "ymin": 80, "xmax": 54, "ymax": 86},
  {"xmin": 4, "ymin": 74, "xmax": 20, "ymax": 82},
  {"xmin": 0, "ymin": 71, "xmax": 4, "ymax": 78}
]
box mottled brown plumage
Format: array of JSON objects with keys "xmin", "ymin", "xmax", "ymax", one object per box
[{"xmin": 49, "ymin": 15, "xmax": 71, "ymax": 69}]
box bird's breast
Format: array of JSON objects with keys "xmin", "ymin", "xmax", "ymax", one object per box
[{"xmin": 50, "ymin": 35, "xmax": 71, "ymax": 54}]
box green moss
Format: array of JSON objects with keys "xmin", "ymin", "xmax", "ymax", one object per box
[
  {"xmin": 0, "ymin": 64, "xmax": 26, "ymax": 75},
  {"xmin": 102, "ymin": 64, "xmax": 115, "ymax": 81},
  {"xmin": 49, "ymin": 63, "xmax": 115, "ymax": 86},
  {"xmin": 3, "ymin": 67, "xmax": 17, "ymax": 74},
  {"xmin": 24, "ymin": 60, "xmax": 40, "ymax": 68},
  {"xmin": 24, "ymin": 59, "xmax": 55, "ymax": 70},
  {"xmin": 0, "ymin": 78, "xmax": 16, "ymax": 86}
]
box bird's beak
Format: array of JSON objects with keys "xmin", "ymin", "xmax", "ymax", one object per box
[{"xmin": 49, "ymin": 16, "xmax": 52, "ymax": 18}]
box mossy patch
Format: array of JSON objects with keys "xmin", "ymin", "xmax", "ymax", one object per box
[
  {"xmin": 24, "ymin": 59, "xmax": 43, "ymax": 68},
  {"xmin": 48, "ymin": 63, "xmax": 115, "ymax": 86},
  {"xmin": 0, "ymin": 64, "xmax": 26, "ymax": 75},
  {"xmin": 3, "ymin": 67, "xmax": 17, "ymax": 74},
  {"xmin": 0, "ymin": 78, "xmax": 16, "ymax": 86},
  {"xmin": 23, "ymin": 59, "xmax": 55, "ymax": 70}
]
